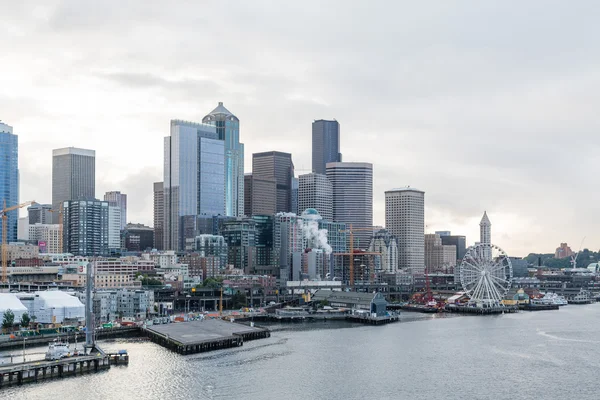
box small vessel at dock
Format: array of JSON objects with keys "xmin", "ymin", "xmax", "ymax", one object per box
[{"xmin": 44, "ymin": 338, "xmax": 71, "ymax": 361}]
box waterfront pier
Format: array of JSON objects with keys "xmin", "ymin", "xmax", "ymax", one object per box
[{"xmin": 144, "ymin": 319, "xmax": 270, "ymax": 355}]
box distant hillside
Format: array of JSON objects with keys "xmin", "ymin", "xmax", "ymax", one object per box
[{"xmin": 524, "ymin": 249, "xmax": 600, "ymax": 268}]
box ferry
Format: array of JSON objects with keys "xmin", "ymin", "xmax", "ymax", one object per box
[
  {"xmin": 537, "ymin": 292, "xmax": 568, "ymax": 306},
  {"xmin": 568, "ymin": 289, "xmax": 595, "ymax": 305}
]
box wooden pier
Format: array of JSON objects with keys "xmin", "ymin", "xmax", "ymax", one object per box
[
  {"xmin": 345, "ymin": 314, "xmax": 400, "ymax": 325},
  {"xmin": 144, "ymin": 319, "xmax": 270, "ymax": 355}
]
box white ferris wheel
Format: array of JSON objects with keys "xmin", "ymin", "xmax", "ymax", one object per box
[{"xmin": 459, "ymin": 243, "xmax": 513, "ymax": 307}]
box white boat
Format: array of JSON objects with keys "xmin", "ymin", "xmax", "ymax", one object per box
[
  {"xmin": 44, "ymin": 338, "xmax": 71, "ymax": 361},
  {"xmin": 541, "ymin": 292, "xmax": 568, "ymax": 306}
]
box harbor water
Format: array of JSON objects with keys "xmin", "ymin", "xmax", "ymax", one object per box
[{"xmin": 3, "ymin": 304, "xmax": 600, "ymax": 399}]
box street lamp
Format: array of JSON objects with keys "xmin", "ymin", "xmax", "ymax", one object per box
[{"xmin": 22, "ymin": 337, "xmax": 26, "ymax": 363}]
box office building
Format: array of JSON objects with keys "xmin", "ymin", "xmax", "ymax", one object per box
[
  {"xmin": 104, "ymin": 191, "xmax": 127, "ymax": 229},
  {"xmin": 298, "ymin": 173, "xmax": 333, "ymax": 222},
  {"xmin": 202, "ymin": 102, "xmax": 245, "ymax": 217},
  {"xmin": 28, "ymin": 204, "xmax": 53, "ymax": 225},
  {"xmin": 153, "ymin": 182, "xmax": 164, "ymax": 250},
  {"xmin": 326, "ymin": 162, "xmax": 373, "ymax": 249},
  {"xmin": 28, "ymin": 223, "xmax": 62, "ymax": 253},
  {"xmin": 163, "ymin": 120, "xmax": 225, "ymax": 250},
  {"xmin": 0, "ymin": 122, "xmax": 19, "ymax": 242},
  {"xmin": 63, "ymin": 200, "xmax": 109, "ymax": 256},
  {"xmin": 244, "ymin": 174, "xmax": 277, "ymax": 216},
  {"xmin": 291, "ymin": 176, "xmax": 299, "ymax": 216},
  {"xmin": 122, "ymin": 223, "xmax": 154, "ymax": 252},
  {"xmin": 252, "ymin": 151, "xmax": 294, "ymax": 213},
  {"xmin": 108, "ymin": 205, "xmax": 122, "ymax": 252},
  {"xmin": 52, "ymin": 147, "xmax": 95, "ymax": 223},
  {"xmin": 368, "ymin": 230, "xmax": 398, "ymax": 273},
  {"xmin": 425, "ymin": 233, "xmax": 457, "ymax": 272},
  {"xmin": 438, "ymin": 233, "xmax": 467, "ymax": 262},
  {"xmin": 312, "ymin": 119, "xmax": 341, "ymax": 175},
  {"xmin": 195, "ymin": 234, "xmax": 228, "ymax": 269},
  {"xmin": 221, "ymin": 218, "xmax": 256, "ymax": 274},
  {"xmin": 385, "ymin": 187, "xmax": 425, "ymax": 274}
]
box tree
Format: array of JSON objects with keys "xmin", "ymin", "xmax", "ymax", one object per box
[
  {"xmin": 231, "ymin": 291, "xmax": 247, "ymax": 309},
  {"xmin": 2, "ymin": 309, "xmax": 15, "ymax": 331},
  {"xmin": 203, "ymin": 277, "xmax": 223, "ymax": 289},
  {"xmin": 20, "ymin": 312, "xmax": 30, "ymax": 328}
]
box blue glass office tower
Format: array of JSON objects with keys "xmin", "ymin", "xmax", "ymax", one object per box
[
  {"xmin": 164, "ymin": 120, "xmax": 225, "ymax": 250},
  {"xmin": 0, "ymin": 122, "xmax": 19, "ymax": 243},
  {"xmin": 202, "ymin": 103, "xmax": 244, "ymax": 217},
  {"xmin": 312, "ymin": 119, "xmax": 341, "ymax": 175}
]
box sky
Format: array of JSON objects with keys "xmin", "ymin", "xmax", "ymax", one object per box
[{"xmin": 1, "ymin": 1, "xmax": 599, "ymax": 257}]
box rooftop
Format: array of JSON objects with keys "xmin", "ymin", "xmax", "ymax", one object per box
[{"xmin": 385, "ymin": 186, "xmax": 424, "ymax": 194}]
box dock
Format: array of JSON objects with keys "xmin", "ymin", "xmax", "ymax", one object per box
[
  {"xmin": 519, "ymin": 303, "xmax": 559, "ymax": 311},
  {"xmin": 144, "ymin": 319, "xmax": 270, "ymax": 355},
  {"xmin": 345, "ymin": 314, "xmax": 400, "ymax": 325},
  {"xmin": 0, "ymin": 349, "xmax": 128, "ymax": 388},
  {"xmin": 445, "ymin": 304, "xmax": 519, "ymax": 315}
]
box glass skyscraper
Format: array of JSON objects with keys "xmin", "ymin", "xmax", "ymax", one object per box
[
  {"xmin": 0, "ymin": 122, "xmax": 19, "ymax": 242},
  {"xmin": 312, "ymin": 119, "xmax": 341, "ymax": 175},
  {"xmin": 202, "ymin": 102, "xmax": 245, "ymax": 217},
  {"xmin": 164, "ymin": 120, "xmax": 225, "ymax": 250}
]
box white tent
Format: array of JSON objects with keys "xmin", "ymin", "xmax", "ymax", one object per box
[
  {"xmin": 25, "ymin": 291, "xmax": 85, "ymax": 324},
  {"xmin": 0, "ymin": 293, "xmax": 28, "ymax": 325}
]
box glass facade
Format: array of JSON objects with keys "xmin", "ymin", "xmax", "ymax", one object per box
[
  {"xmin": 312, "ymin": 120, "xmax": 341, "ymax": 175},
  {"xmin": 164, "ymin": 120, "xmax": 225, "ymax": 250},
  {"xmin": 63, "ymin": 200, "xmax": 109, "ymax": 256},
  {"xmin": 0, "ymin": 122, "xmax": 19, "ymax": 242},
  {"xmin": 202, "ymin": 102, "xmax": 245, "ymax": 217}
]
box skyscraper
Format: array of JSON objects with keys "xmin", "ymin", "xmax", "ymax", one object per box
[
  {"xmin": 244, "ymin": 174, "xmax": 277, "ymax": 216},
  {"xmin": 52, "ymin": 147, "xmax": 95, "ymax": 223},
  {"xmin": 252, "ymin": 151, "xmax": 294, "ymax": 213},
  {"xmin": 27, "ymin": 204, "xmax": 53, "ymax": 225},
  {"xmin": 0, "ymin": 122, "xmax": 19, "ymax": 242},
  {"xmin": 312, "ymin": 119, "xmax": 341, "ymax": 175},
  {"xmin": 385, "ymin": 187, "xmax": 425, "ymax": 274},
  {"xmin": 202, "ymin": 102, "xmax": 244, "ymax": 217},
  {"xmin": 480, "ymin": 211, "xmax": 491, "ymax": 260},
  {"xmin": 153, "ymin": 182, "xmax": 164, "ymax": 250},
  {"xmin": 164, "ymin": 120, "xmax": 225, "ymax": 250},
  {"xmin": 104, "ymin": 191, "xmax": 127, "ymax": 229},
  {"xmin": 326, "ymin": 162, "xmax": 373, "ymax": 248},
  {"xmin": 298, "ymin": 173, "xmax": 333, "ymax": 221}
]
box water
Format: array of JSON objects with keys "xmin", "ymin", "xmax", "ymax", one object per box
[{"xmin": 3, "ymin": 305, "xmax": 600, "ymax": 400}]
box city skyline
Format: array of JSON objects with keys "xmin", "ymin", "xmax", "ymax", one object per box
[{"xmin": 2, "ymin": 2, "xmax": 599, "ymax": 256}]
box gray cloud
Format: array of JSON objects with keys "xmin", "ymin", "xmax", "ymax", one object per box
[{"xmin": 2, "ymin": 0, "xmax": 600, "ymax": 256}]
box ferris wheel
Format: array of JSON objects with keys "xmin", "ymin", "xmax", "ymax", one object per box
[{"xmin": 459, "ymin": 243, "xmax": 513, "ymax": 307}]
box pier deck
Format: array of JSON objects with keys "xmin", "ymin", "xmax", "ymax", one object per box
[{"xmin": 145, "ymin": 319, "xmax": 270, "ymax": 355}]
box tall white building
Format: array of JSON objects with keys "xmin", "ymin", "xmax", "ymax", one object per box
[
  {"xmin": 480, "ymin": 211, "xmax": 492, "ymax": 260},
  {"xmin": 368, "ymin": 229, "xmax": 398, "ymax": 273},
  {"xmin": 326, "ymin": 162, "xmax": 373, "ymax": 249},
  {"xmin": 385, "ymin": 187, "xmax": 425, "ymax": 274},
  {"xmin": 298, "ymin": 173, "xmax": 333, "ymax": 221},
  {"xmin": 104, "ymin": 191, "xmax": 127, "ymax": 229},
  {"xmin": 108, "ymin": 205, "xmax": 122, "ymax": 251}
]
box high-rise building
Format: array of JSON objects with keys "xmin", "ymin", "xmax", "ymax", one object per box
[
  {"xmin": 439, "ymin": 233, "xmax": 467, "ymax": 262},
  {"xmin": 153, "ymin": 182, "xmax": 164, "ymax": 250},
  {"xmin": 27, "ymin": 204, "xmax": 53, "ymax": 225},
  {"xmin": 368, "ymin": 230, "xmax": 398, "ymax": 273},
  {"xmin": 425, "ymin": 233, "xmax": 457, "ymax": 272},
  {"xmin": 63, "ymin": 200, "xmax": 109, "ymax": 256},
  {"xmin": 108, "ymin": 205, "xmax": 121, "ymax": 252},
  {"xmin": 480, "ymin": 211, "xmax": 491, "ymax": 260},
  {"xmin": 312, "ymin": 119, "xmax": 341, "ymax": 175},
  {"xmin": 326, "ymin": 162, "xmax": 373, "ymax": 249},
  {"xmin": 244, "ymin": 174, "xmax": 277, "ymax": 216},
  {"xmin": 555, "ymin": 243, "xmax": 574, "ymax": 259},
  {"xmin": 202, "ymin": 102, "xmax": 244, "ymax": 217},
  {"xmin": 52, "ymin": 147, "xmax": 95, "ymax": 223},
  {"xmin": 104, "ymin": 191, "xmax": 127, "ymax": 229},
  {"xmin": 221, "ymin": 218, "xmax": 256, "ymax": 273},
  {"xmin": 385, "ymin": 187, "xmax": 425, "ymax": 274},
  {"xmin": 28, "ymin": 223, "xmax": 62, "ymax": 254},
  {"xmin": 290, "ymin": 176, "xmax": 299, "ymax": 216},
  {"xmin": 122, "ymin": 223, "xmax": 154, "ymax": 252},
  {"xmin": 195, "ymin": 234, "xmax": 228, "ymax": 269},
  {"xmin": 163, "ymin": 120, "xmax": 225, "ymax": 250},
  {"xmin": 252, "ymin": 151, "xmax": 294, "ymax": 213},
  {"xmin": 0, "ymin": 122, "xmax": 19, "ymax": 242},
  {"xmin": 298, "ymin": 173, "xmax": 333, "ymax": 221}
]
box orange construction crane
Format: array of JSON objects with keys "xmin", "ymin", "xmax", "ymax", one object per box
[
  {"xmin": 48, "ymin": 204, "xmax": 64, "ymax": 253},
  {"xmin": 335, "ymin": 225, "xmax": 381, "ymax": 286},
  {"xmin": 2, "ymin": 200, "xmax": 36, "ymax": 283}
]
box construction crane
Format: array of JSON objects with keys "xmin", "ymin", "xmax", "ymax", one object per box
[
  {"xmin": 2, "ymin": 200, "xmax": 36, "ymax": 283},
  {"xmin": 334, "ymin": 224, "xmax": 380, "ymax": 287},
  {"xmin": 570, "ymin": 237, "xmax": 586, "ymax": 269},
  {"xmin": 48, "ymin": 204, "xmax": 64, "ymax": 253}
]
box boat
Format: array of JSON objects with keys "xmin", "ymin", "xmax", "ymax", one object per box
[
  {"xmin": 44, "ymin": 338, "xmax": 71, "ymax": 361},
  {"xmin": 568, "ymin": 289, "xmax": 595, "ymax": 305},
  {"xmin": 537, "ymin": 292, "xmax": 568, "ymax": 306}
]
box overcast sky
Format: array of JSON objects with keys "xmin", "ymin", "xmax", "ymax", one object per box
[{"xmin": 2, "ymin": 1, "xmax": 599, "ymax": 257}]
